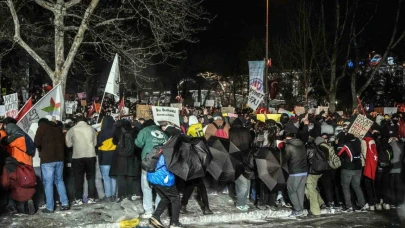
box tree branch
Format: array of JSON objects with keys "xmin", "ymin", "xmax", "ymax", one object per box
[
  {"xmin": 65, "ymin": 0, "xmax": 81, "ymax": 9},
  {"xmin": 34, "ymin": 0, "xmax": 55, "ymax": 12},
  {"xmin": 64, "ymin": 26, "xmax": 79, "ymax": 31},
  {"xmin": 94, "ymin": 16, "xmax": 137, "ymax": 28},
  {"xmin": 6, "ymin": 0, "xmax": 54, "ymax": 80}
]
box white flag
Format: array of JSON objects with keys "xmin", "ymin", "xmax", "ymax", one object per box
[
  {"xmin": 17, "ymin": 84, "xmax": 64, "ymax": 133},
  {"xmin": 105, "ymin": 54, "xmax": 120, "ymax": 101}
]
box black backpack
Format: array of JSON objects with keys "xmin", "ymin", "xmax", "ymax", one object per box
[
  {"xmin": 116, "ymin": 128, "xmax": 135, "ymax": 157},
  {"xmin": 377, "ymin": 143, "xmax": 393, "ymax": 168},
  {"xmin": 308, "ymin": 143, "xmax": 329, "ymax": 173},
  {"xmin": 141, "ymin": 146, "xmax": 163, "ymax": 172}
]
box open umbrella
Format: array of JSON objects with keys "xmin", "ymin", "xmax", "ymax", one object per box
[
  {"xmin": 206, "ymin": 136, "xmax": 244, "ymax": 182},
  {"xmin": 162, "ymin": 134, "xmax": 212, "ymax": 181},
  {"xmin": 255, "ymin": 147, "xmax": 289, "ymax": 191}
]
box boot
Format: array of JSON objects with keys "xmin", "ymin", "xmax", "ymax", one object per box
[
  {"xmin": 180, "ymin": 205, "xmax": 188, "ymax": 214},
  {"xmin": 202, "ymin": 206, "xmax": 213, "ymax": 215}
]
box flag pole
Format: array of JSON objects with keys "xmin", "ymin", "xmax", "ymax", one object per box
[{"xmin": 96, "ymin": 92, "xmax": 106, "ymax": 123}]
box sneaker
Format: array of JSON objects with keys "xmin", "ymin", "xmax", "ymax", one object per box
[
  {"xmin": 383, "ymin": 204, "xmax": 390, "ymax": 210},
  {"xmin": 6, "ymin": 205, "xmax": 18, "ymax": 215},
  {"xmin": 150, "ymin": 216, "xmax": 165, "ymax": 228},
  {"xmin": 289, "ymin": 211, "xmax": 304, "ymax": 217},
  {"xmin": 180, "ymin": 205, "xmax": 189, "ymax": 214},
  {"xmin": 38, "ymin": 204, "xmax": 46, "ymax": 210},
  {"xmin": 42, "ymin": 208, "xmax": 54, "ymax": 213},
  {"xmin": 375, "ymin": 204, "xmax": 382, "ymax": 211},
  {"xmin": 328, "ymin": 202, "xmax": 335, "ymax": 208},
  {"xmin": 61, "ymin": 205, "xmax": 70, "ymax": 211},
  {"xmin": 170, "ymin": 222, "xmax": 186, "ymax": 228},
  {"xmin": 359, "ymin": 204, "xmax": 368, "ymax": 212},
  {"xmin": 282, "ymin": 202, "xmax": 292, "ymax": 208},
  {"xmin": 209, "ymin": 191, "xmax": 218, "ymax": 196},
  {"xmin": 256, "ymin": 205, "xmax": 267, "ymax": 210},
  {"xmin": 72, "ymin": 199, "xmax": 83, "ymax": 206},
  {"xmin": 342, "ymin": 207, "xmax": 354, "ymax": 213},
  {"xmin": 131, "ymin": 195, "xmax": 141, "ymax": 201},
  {"xmin": 236, "ymin": 205, "xmax": 248, "ymax": 212},
  {"xmin": 27, "ymin": 200, "xmax": 35, "ymax": 215},
  {"xmin": 202, "ymin": 206, "xmax": 213, "ymax": 215},
  {"xmin": 266, "ymin": 205, "xmax": 277, "ymax": 211},
  {"xmin": 390, "ymin": 205, "xmax": 396, "ymax": 209},
  {"xmin": 320, "ymin": 204, "xmax": 327, "ymax": 210},
  {"xmin": 55, "ymin": 201, "xmax": 61, "ymax": 207},
  {"xmin": 369, "ymin": 205, "xmax": 375, "ymax": 211},
  {"xmin": 87, "ymin": 198, "xmax": 96, "ymax": 204},
  {"xmin": 141, "ymin": 213, "xmax": 153, "ymax": 219},
  {"xmin": 276, "ymin": 194, "xmax": 283, "ymax": 201}
]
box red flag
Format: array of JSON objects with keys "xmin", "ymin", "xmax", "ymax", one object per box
[
  {"xmin": 88, "ymin": 101, "xmax": 96, "ymax": 117},
  {"xmin": 118, "ymin": 96, "xmax": 125, "ymax": 111},
  {"xmin": 15, "ymin": 97, "xmax": 33, "ymax": 122}
]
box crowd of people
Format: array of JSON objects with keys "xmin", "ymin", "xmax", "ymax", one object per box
[{"xmin": 0, "ymin": 106, "xmax": 404, "ymax": 228}]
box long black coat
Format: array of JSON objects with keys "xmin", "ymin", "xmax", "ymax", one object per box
[{"xmin": 109, "ymin": 120, "xmax": 142, "ymax": 178}]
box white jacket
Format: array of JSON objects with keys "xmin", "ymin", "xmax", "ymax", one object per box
[{"xmin": 66, "ymin": 121, "xmax": 97, "ymax": 159}]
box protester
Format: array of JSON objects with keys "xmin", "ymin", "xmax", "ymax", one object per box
[{"xmin": 204, "ymin": 112, "xmax": 230, "ymax": 139}]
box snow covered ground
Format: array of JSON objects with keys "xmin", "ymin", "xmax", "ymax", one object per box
[{"xmin": 0, "ymin": 194, "xmax": 403, "ymax": 228}]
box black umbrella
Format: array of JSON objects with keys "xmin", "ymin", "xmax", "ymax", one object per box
[
  {"xmin": 162, "ymin": 134, "xmax": 212, "ymax": 181},
  {"xmin": 206, "ymin": 136, "xmax": 244, "ymax": 182},
  {"xmin": 255, "ymin": 147, "xmax": 289, "ymax": 191}
]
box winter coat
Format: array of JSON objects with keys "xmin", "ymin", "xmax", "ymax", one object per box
[
  {"xmin": 2, "ymin": 123, "xmax": 32, "ymax": 166},
  {"xmin": 34, "ymin": 121, "xmax": 65, "ymax": 164},
  {"xmin": 110, "ymin": 120, "xmax": 141, "ymax": 177},
  {"xmin": 97, "ymin": 116, "xmax": 116, "ymax": 166},
  {"xmin": 65, "ymin": 121, "xmax": 97, "ymax": 159},
  {"xmin": 187, "ymin": 123, "xmax": 204, "ymax": 138},
  {"xmin": 0, "ymin": 157, "xmax": 35, "ymax": 202},
  {"xmin": 135, "ymin": 125, "xmax": 168, "ymax": 160},
  {"xmin": 229, "ymin": 118, "xmax": 252, "ymax": 152},
  {"xmin": 204, "ymin": 119, "xmax": 231, "ymax": 140},
  {"xmin": 284, "ymin": 138, "xmax": 308, "ymax": 174},
  {"xmin": 389, "ymin": 139, "xmax": 404, "ymax": 174},
  {"xmin": 338, "ymin": 137, "xmax": 362, "ymax": 170}
]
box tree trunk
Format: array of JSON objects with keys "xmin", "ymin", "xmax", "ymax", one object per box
[
  {"xmin": 351, "ymin": 72, "xmax": 358, "ymax": 110},
  {"xmin": 233, "ymin": 85, "xmax": 237, "ymax": 108},
  {"xmin": 328, "ymin": 91, "xmax": 336, "ymax": 113},
  {"xmin": 54, "ymin": 2, "xmax": 65, "ymax": 89}
]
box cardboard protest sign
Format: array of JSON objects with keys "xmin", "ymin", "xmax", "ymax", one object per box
[
  {"xmin": 152, "ymin": 106, "xmax": 180, "ymax": 127},
  {"xmin": 194, "ymin": 102, "xmax": 201, "ymax": 107},
  {"xmin": 316, "ymin": 106, "xmax": 329, "ymax": 115},
  {"xmin": 136, "ymin": 104, "xmax": 152, "ymax": 119},
  {"xmin": 336, "ymin": 111, "xmax": 344, "ymax": 116},
  {"xmin": 221, "ymin": 107, "xmax": 235, "ymax": 114},
  {"xmin": 205, "ymin": 100, "xmax": 215, "ymax": 107},
  {"xmin": 65, "ymin": 101, "xmax": 76, "ymax": 114},
  {"xmin": 373, "ymin": 107, "xmax": 384, "ymax": 114},
  {"xmin": 248, "ymin": 86, "xmax": 265, "ymax": 111},
  {"xmin": 384, "ymin": 107, "xmax": 397, "ymax": 115},
  {"xmin": 0, "ymin": 105, "xmax": 5, "ymax": 116},
  {"xmin": 294, "ymin": 106, "xmax": 306, "ymax": 116},
  {"xmin": 3, "ymin": 93, "xmax": 18, "ymax": 118},
  {"xmin": 81, "ymin": 100, "xmax": 87, "ymax": 107},
  {"xmin": 171, "ymin": 103, "xmax": 183, "ymax": 110},
  {"xmin": 348, "ymin": 114, "xmax": 374, "ymax": 139}
]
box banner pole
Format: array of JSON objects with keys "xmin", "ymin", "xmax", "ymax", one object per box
[{"xmin": 96, "ymin": 92, "xmax": 106, "ymax": 123}]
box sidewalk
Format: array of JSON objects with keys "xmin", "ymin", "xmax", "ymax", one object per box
[{"xmin": 0, "ymin": 194, "xmax": 339, "ymax": 228}]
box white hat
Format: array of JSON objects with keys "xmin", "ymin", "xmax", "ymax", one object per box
[{"xmin": 44, "ymin": 115, "xmax": 53, "ymax": 121}]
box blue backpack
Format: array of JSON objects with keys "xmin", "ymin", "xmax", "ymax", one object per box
[{"xmin": 147, "ymin": 155, "xmax": 175, "ymax": 187}]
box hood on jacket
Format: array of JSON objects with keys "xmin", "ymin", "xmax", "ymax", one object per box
[
  {"xmin": 314, "ymin": 136, "xmax": 325, "ymax": 146},
  {"xmin": 287, "ymin": 138, "xmax": 304, "ymax": 146},
  {"xmin": 280, "ymin": 113, "xmax": 290, "ymax": 125},
  {"xmin": 143, "ymin": 119, "xmax": 156, "ymax": 128},
  {"xmin": 231, "ymin": 118, "xmax": 244, "ymax": 128},
  {"xmin": 101, "ymin": 116, "xmax": 115, "ymax": 131},
  {"xmin": 189, "ymin": 115, "xmax": 199, "ymax": 126},
  {"xmin": 321, "ymin": 123, "xmax": 334, "ymax": 135},
  {"xmin": 5, "ymin": 123, "xmax": 24, "ymax": 137},
  {"xmin": 284, "ymin": 122, "xmax": 298, "ymax": 135}
]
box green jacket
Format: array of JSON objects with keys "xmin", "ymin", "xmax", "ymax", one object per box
[{"xmin": 135, "ymin": 125, "xmax": 168, "ymax": 160}]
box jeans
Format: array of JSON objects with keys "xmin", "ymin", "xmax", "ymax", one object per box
[
  {"xmin": 72, "ymin": 157, "xmax": 96, "ymax": 200},
  {"xmin": 305, "ymin": 174, "xmax": 324, "ymax": 215},
  {"xmin": 41, "ymin": 162, "xmax": 69, "ymax": 210},
  {"xmin": 152, "ymin": 184, "xmax": 180, "ymax": 223},
  {"xmin": 141, "ymin": 170, "xmax": 160, "ymax": 214},
  {"xmin": 287, "ymin": 175, "xmax": 307, "ymax": 212},
  {"xmin": 100, "ymin": 165, "xmax": 116, "ymax": 198},
  {"xmin": 181, "ymin": 178, "xmax": 209, "ymax": 207},
  {"xmin": 341, "ymin": 169, "xmax": 365, "ymax": 208},
  {"xmin": 235, "ymin": 175, "xmax": 249, "ymax": 206}
]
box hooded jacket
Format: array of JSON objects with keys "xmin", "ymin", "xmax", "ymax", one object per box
[
  {"xmin": 65, "ymin": 121, "xmax": 97, "ymax": 159},
  {"xmin": 135, "ymin": 123, "xmax": 168, "ymax": 160},
  {"xmin": 229, "ymin": 118, "xmax": 252, "ymax": 152},
  {"xmin": 2, "ymin": 123, "xmax": 32, "ymax": 166},
  {"xmin": 187, "ymin": 115, "xmax": 204, "ymax": 137},
  {"xmin": 285, "ymin": 138, "xmax": 308, "ymax": 174},
  {"xmin": 34, "ymin": 119, "xmax": 65, "ymax": 164},
  {"xmin": 338, "ymin": 136, "xmax": 362, "ymax": 170},
  {"xmin": 97, "ymin": 116, "xmax": 116, "ymax": 165}
]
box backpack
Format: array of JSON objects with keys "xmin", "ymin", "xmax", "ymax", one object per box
[
  {"xmin": 147, "ymin": 154, "xmax": 175, "ymax": 187},
  {"xmin": 16, "ymin": 134, "xmax": 36, "ymax": 157},
  {"xmin": 116, "ymin": 128, "xmax": 135, "ymax": 157},
  {"xmin": 15, "ymin": 163, "xmax": 36, "ymax": 188},
  {"xmin": 377, "ymin": 144, "xmax": 393, "ymax": 168},
  {"xmin": 308, "ymin": 143, "xmax": 329, "ymax": 173},
  {"xmin": 142, "ymin": 146, "xmax": 163, "ymax": 172},
  {"xmin": 212, "ymin": 122, "xmax": 228, "ymax": 139}
]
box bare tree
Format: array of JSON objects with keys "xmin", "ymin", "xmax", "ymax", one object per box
[{"xmin": 1, "ymin": 0, "xmax": 209, "ymax": 93}]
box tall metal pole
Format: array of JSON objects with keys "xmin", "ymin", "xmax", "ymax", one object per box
[{"xmin": 265, "ymin": 0, "xmax": 269, "ymax": 109}]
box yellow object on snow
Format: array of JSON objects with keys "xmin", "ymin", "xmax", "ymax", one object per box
[
  {"xmin": 119, "ymin": 218, "xmax": 140, "ymax": 228},
  {"xmin": 256, "ymin": 114, "xmax": 282, "ymax": 122}
]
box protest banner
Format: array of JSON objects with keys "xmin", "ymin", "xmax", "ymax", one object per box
[
  {"xmin": 171, "ymin": 103, "xmax": 183, "ymax": 110},
  {"xmin": 194, "ymin": 102, "xmax": 201, "ymax": 107},
  {"xmin": 294, "ymin": 106, "xmax": 306, "ymax": 116},
  {"xmin": 336, "ymin": 111, "xmax": 344, "ymax": 116},
  {"xmin": 152, "ymin": 106, "xmax": 180, "ymax": 127},
  {"xmin": 248, "ymin": 86, "xmax": 265, "ymax": 111},
  {"xmin": 136, "ymin": 104, "xmax": 152, "ymax": 119},
  {"xmin": 65, "ymin": 101, "xmax": 76, "ymax": 114},
  {"xmin": 256, "ymin": 114, "xmax": 282, "ymax": 123},
  {"xmin": 248, "ymin": 61, "xmax": 265, "ymax": 92},
  {"xmin": 348, "ymin": 114, "xmax": 374, "ymax": 139},
  {"xmin": 0, "ymin": 105, "xmax": 5, "ymax": 116},
  {"xmin": 384, "ymin": 107, "xmax": 397, "ymax": 115},
  {"xmin": 81, "ymin": 100, "xmax": 87, "ymax": 107},
  {"xmin": 205, "ymin": 100, "xmax": 215, "ymax": 107},
  {"xmin": 3, "ymin": 93, "xmax": 18, "ymax": 118},
  {"xmin": 221, "ymin": 107, "xmax": 235, "ymax": 114}
]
